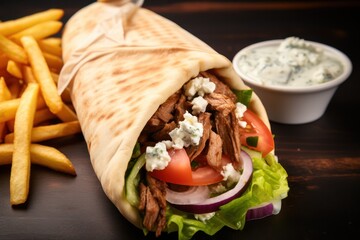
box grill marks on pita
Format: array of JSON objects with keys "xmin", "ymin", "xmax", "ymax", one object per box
[{"xmin": 138, "ymin": 71, "xmax": 242, "ymax": 235}]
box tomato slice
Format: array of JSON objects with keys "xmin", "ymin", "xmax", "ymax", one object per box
[
  {"xmin": 240, "ymin": 109, "xmax": 275, "ymax": 156},
  {"xmin": 149, "ymin": 148, "xmax": 193, "ymax": 185},
  {"xmin": 191, "ymin": 154, "xmax": 231, "ymax": 186},
  {"xmin": 149, "ymin": 149, "xmax": 226, "ymax": 186},
  {"xmin": 148, "ymin": 109, "xmax": 274, "ymax": 185}
]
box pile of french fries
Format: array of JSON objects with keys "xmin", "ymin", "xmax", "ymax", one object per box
[{"xmin": 0, "ymin": 9, "xmax": 81, "ymax": 205}]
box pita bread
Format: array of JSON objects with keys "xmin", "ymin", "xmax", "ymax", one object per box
[{"xmin": 59, "ymin": 0, "xmax": 270, "ymax": 229}]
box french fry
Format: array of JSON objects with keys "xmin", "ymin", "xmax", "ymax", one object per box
[
  {"xmin": 55, "ymin": 104, "xmax": 78, "ymax": 122},
  {"xmin": 33, "ymin": 108, "xmax": 56, "ymax": 126},
  {"xmin": 10, "ymin": 21, "xmax": 63, "ymax": 44},
  {"xmin": 0, "ymin": 98, "xmax": 20, "ymax": 123},
  {"xmin": 0, "ymin": 77, "xmax": 12, "ymax": 142},
  {"xmin": 6, "ymin": 92, "xmax": 48, "ymax": 133},
  {"xmin": 0, "ymin": 144, "xmax": 13, "ymax": 164},
  {"xmin": 37, "ymin": 94, "xmax": 47, "ymax": 109},
  {"xmin": 20, "ymin": 36, "xmax": 63, "ymax": 113},
  {"xmin": 50, "ymin": 71, "xmax": 59, "ymax": 82},
  {"xmin": 0, "ymin": 95, "xmax": 47, "ymax": 123},
  {"xmin": 0, "ymin": 52, "xmax": 9, "ymax": 69},
  {"xmin": 1, "ymin": 9, "xmax": 79, "ymax": 206},
  {"xmin": 38, "ymin": 39, "xmax": 62, "ymax": 57},
  {"xmin": 40, "ymin": 37, "xmax": 61, "ymax": 47},
  {"xmin": 0, "ymin": 34, "xmax": 28, "ymax": 64},
  {"xmin": 6, "ymin": 60, "xmax": 23, "ymax": 79},
  {"xmin": 43, "ymin": 51, "xmax": 63, "ymax": 73},
  {"xmin": 0, "ymin": 77, "xmax": 12, "ymax": 101},
  {"xmin": 0, "ymin": 143, "xmax": 76, "ymax": 175},
  {"xmin": 7, "ymin": 80, "xmax": 22, "ymax": 98},
  {"xmin": 29, "ymin": 144, "xmax": 77, "ymax": 175},
  {"xmin": 5, "ymin": 120, "xmax": 81, "ymax": 143},
  {"xmin": 22, "ymin": 65, "xmax": 37, "ymax": 83},
  {"xmin": 22, "ymin": 68, "xmax": 57, "ymax": 111},
  {"xmin": 10, "ymin": 82, "xmax": 39, "ymax": 205},
  {"xmin": 51, "ymin": 72, "xmax": 72, "ymax": 103},
  {"xmin": 0, "ymin": 9, "xmax": 64, "ymax": 36}
]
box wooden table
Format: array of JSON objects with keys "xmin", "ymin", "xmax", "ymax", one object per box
[{"xmin": 1, "ymin": 1, "xmax": 360, "ymax": 239}]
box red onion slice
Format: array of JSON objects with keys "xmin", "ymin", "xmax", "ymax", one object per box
[
  {"xmin": 166, "ymin": 151, "xmax": 253, "ymax": 214},
  {"xmin": 246, "ymin": 200, "xmax": 282, "ymax": 221},
  {"xmin": 165, "ymin": 185, "xmax": 210, "ymax": 204}
]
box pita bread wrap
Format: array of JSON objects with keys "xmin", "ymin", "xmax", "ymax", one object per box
[{"xmin": 59, "ymin": 0, "xmax": 287, "ymax": 237}]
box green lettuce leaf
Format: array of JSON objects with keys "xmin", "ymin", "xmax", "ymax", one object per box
[{"xmin": 164, "ymin": 147, "xmax": 289, "ymax": 240}]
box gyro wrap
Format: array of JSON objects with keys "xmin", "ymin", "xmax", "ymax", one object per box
[{"xmin": 58, "ymin": 0, "xmax": 277, "ymax": 235}]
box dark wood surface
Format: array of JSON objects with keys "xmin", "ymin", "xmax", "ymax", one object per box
[{"xmin": 1, "ymin": 1, "xmax": 360, "ymax": 239}]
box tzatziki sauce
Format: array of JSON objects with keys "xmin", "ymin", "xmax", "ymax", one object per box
[{"xmin": 236, "ymin": 37, "xmax": 344, "ymax": 87}]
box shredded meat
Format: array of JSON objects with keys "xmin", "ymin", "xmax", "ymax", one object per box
[
  {"xmin": 146, "ymin": 174, "xmax": 167, "ymax": 209},
  {"xmin": 137, "ymin": 71, "xmax": 246, "ymax": 235},
  {"xmin": 205, "ymin": 92, "xmax": 236, "ymax": 116},
  {"xmin": 142, "ymin": 90, "xmax": 181, "ymax": 134},
  {"xmin": 152, "ymin": 121, "xmax": 177, "ymax": 142},
  {"xmin": 142, "ymin": 117, "xmax": 165, "ymax": 133},
  {"xmin": 214, "ymin": 111, "xmax": 242, "ymax": 164},
  {"xmin": 138, "ymin": 183, "xmax": 159, "ymax": 232},
  {"xmin": 138, "ymin": 183, "xmax": 147, "ymax": 211},
  {"xmin": 186, "ymin": 112, "xmax": 211, "ymax": 161},
  {"xmin": 139, "ymin": 91, "xmax": 191, "ymax": 147},
  {"xmin": 206, "ymin": 130, "xmax": 223, "ymax": 170},
  {"xmin": 174, "ymin": 94, "xmax": 190, "ymax": 123},
  {"xmin": 200, "ymin": 71, "xmax": 237, "ymax": 102},
  {"xmin": 146, "ymin": 174, "xmax": 167, "ymax": 236},
  {"xmin": 138, "ymin": 174, "xmax": 167, "ymax": 237},
  {"xmin": 155, "ymin": 90, "xmax": 181, "ymax": 122}
]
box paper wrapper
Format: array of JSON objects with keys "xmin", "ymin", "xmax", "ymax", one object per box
[{"xmin": 58, "ymin": 0, "xmax": 270, "ymax": 228}]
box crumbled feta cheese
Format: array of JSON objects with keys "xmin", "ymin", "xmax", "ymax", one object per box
[
  {"xmin": 235, "ymin": 102, "xmax": 247, "ymax": 128},
  {"xmin": 169, "ymin": 111, "xmax": 203, "ymax": 149},
  {"xmin": 191, "ymin": 96, "xmax": 208, "ymax": 115},
  {"xmin": 235, "ymin": 102, "xmax": 247, "ymax": 118},
  {"xmin": 145, "ymin": 142, "xmax": 171, "ymax": 171},
  {"xmin": 194, "ymin": 212, "xmax": 215, "ymax": 222},
  {"xmin": 221, "ymin": 163, "xmax": 240, "ymax": 183},
  {"xmin": 184, "ymin": 77, "xmax": 216, "ymax": 99},
  {"xmin": 161, "ymin": 140, "xmax": 173, "ymax": 149}
]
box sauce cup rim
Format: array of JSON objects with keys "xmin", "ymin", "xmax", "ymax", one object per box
[{"xmin": 232, "ymin": 39, "xmax": 352, "ymax": 93}]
